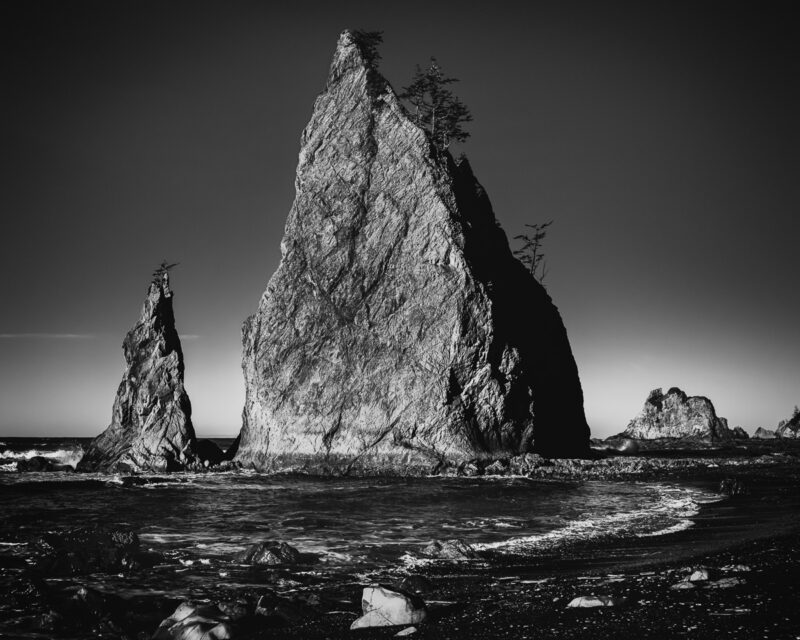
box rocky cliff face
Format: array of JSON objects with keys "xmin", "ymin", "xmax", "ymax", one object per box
[
  {"xmin": 236, "ymin": 31, "xmax": 590, "ymax": 473},
  {"xmin": 776, "ymin": 413, "xmax": 800, "ymax": 438},
  {"xmin": 78, "ymin": 275, "xmax": 205, "ymax": 472},
  {"xmin": 623, "ymin": 387, "xmax": 732, "ymax": 440}
]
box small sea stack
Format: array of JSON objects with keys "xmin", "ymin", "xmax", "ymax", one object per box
[
  {"xmin": 621, "ymin": 387, "xmax": 732, "ymax": 441},
  {"xmin": 78, "ymin": 265, "xmax": 219, "ymax": 472}
]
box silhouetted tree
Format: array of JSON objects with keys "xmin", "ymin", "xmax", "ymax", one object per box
[
  {"xmin": 352, "ymin": 30, "xmax": 383, "ymax": 67},
  {"xmin": 513, "ymin": 222, "xmax": 553, "ymax": 283},
  {"xmin": 401, "ymin": 58, "xmax": 472, "ymax": 153},
  {"xmin": 152, "ymin": 260, "xmax": 179, "ymax": 286}
]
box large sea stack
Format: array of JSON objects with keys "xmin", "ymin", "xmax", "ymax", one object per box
[
  {"xmin": 623, "ymin": 387, "xmax": 732, "ymax": 440},
  {"xmin": 78, "ymin": 272, "xmax": 206, "ymax": 472},
  {"xmin": 236, "ymin": 31, "xmax": 590, "ymax": 473}
]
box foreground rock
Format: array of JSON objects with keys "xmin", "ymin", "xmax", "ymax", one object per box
[
  {"xmin": 422, "ymin": 539, "xmax": 477, "ymax": 560},
  {"xmin": 233, "ymin": 541, "xmax": 301, "ymax": 565},
  {"xmin": 78, "ymin": 270, "xmax": 220, "ymax": 472},
  {"xmin": 153, "ymin": 602, "xmax": 234, "ymax": 640},
  {"xmin": 236, "ymin": 30, "xmax": 590, "ymax": 473},
  {"xmin": 622, "ymin": 387, "xmax": 732, "ymax": 440},
  {"xmin": 350, "ymin": 586, "xmax": 427, "ymax": 629},
  {"xmin": 566, "ymin": 595, "xmax": 626, "ymax": 608}
]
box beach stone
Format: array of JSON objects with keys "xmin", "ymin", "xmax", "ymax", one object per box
[
  {"xmin": 566, "ymin": 595, "xmax": 626, "ymax": 608},
  {"xmin": 235, "ymin": 30, "xmax": 590, "ymax": 474},
  {"xmin": 731, "ymin": 426, "xmax": 749, "ymax": 439},
  {"xmin": 484, "ymin": 460, "xmax": 509, "ymax": 475},
  {"xmin": 721, "ymin": 564, "xmax": 751, "ymax": 572},
  {"xmin": 709, "ymin": 577, "xmax": 746, "ymax": 589},
  {"xmin": 234, "ymin": 541, "xmax": 300, "ymax": 565},
  {"xmin": 687, "ymin": 568, "xmax": 716, "ymax": 582},
  {"xmin": 422, "ymin": 539, "xmax": 477, "ymax": 560},
  {"xmin": 350, "ymin": 586, "xmax": 427, "ymax": 629},
  {"xmin": 34, "ymin": 526, "xmax": 140, "ymax": 576},
  {"xmin": 153, "ymin": 602, "xmax": 233, "ymax": 640},
  {"xmin": 396, "ymin": 627, "xmax": 418, "ymax": 636},
  {"xmin": 670, "ymin": 581, "xmax": 695, "ymax": 590},
  {"xmin": 77, "ymin": 271, "xmax": 203, "ymax": 473},
  {"xmin": 622, "ymin": 387, "xmax": 732, "ymax": 440}
]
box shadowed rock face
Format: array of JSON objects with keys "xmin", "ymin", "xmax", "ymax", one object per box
[
  {"xmin": 78, "ymin": 276, "xmax": 200, "ymax": 472},
  {"xmin": 623, "ymin": 387, "xmax": 732, "ymax": 440},
  {"xmin": 236, "ymin": 31, "xmax": 590, "ymax": 473}
]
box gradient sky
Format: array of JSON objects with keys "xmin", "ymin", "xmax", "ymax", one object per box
[{"xmin": 1, "ymin": 1, "xmax": 797, "ymax": 438}]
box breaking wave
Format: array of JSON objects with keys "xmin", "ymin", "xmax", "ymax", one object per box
[
  {"xmin": 475, "ymin": 485, "xmax": 717, "ymax": 555},
  {"xmin": 0, "ymin": 446, "xmax": 84, "ymax": 469}
]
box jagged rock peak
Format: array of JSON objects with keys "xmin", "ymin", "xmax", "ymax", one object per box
[
  {"xmin": 623, "ymin": 387, "xmax": 732, "ymax": 440},
  {"xmin": 235, "ymin": 30, "xmax": 590, "ymax": 473},
  {"xmin": 78, "ymin": 272, "xmax": 220, "ymax": 472},
  {"xmin": 776, "ymin": 408, "xmax": 800, "ymax": 438}
]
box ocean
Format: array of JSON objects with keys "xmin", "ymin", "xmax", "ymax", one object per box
[{"xmin": 0, "ymin": 437, "xmax": 723, "ymax": 592}]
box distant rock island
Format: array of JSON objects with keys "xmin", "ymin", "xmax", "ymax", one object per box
[
  {"xmin": 621, "ymin": 387, "xmax": 732, "ymax": 441},
  {"xmin": 78, "ymin": 268, "xmax": 222, "ymax": 472},
  {"xmin": 234, "ymin": 31, "xmax": 590, "ymax": 473}
]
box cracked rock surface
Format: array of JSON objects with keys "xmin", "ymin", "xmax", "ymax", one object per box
[
  {"xmin": 78, "ymin": 276, "xmax": 200, "ymax": 472},
  {"xmin": 236, "ymin": 30, "xmax": 590, "ymax": 473},
  {"xmin": 623, "ymin": 387, "xmax": 732, "ymax": 440}
]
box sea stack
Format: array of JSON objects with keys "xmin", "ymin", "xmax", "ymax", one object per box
[
  {"xmin": 78, "ymin": 268, "xmax": 207, "ymax": 472},
  {"xmin": 236, "ymin": 31, "xmax": 590, "ymax": 473},
  {"xmin": 623, "ymin": 387, "xmax": 732, "ymax": 440}
]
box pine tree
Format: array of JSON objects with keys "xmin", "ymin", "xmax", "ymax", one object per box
[
  {"xmin": 352, "ymin": 30, "xmax": 383, "ymax": 67},
  {"xmin": 401, "ymin": 58, "xmax": 472, "ymax": 153},
  {"xmin": 513, "ymin": 222, "xmax": 553, "ymax": 283}
]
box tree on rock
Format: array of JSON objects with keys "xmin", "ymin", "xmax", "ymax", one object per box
[
  {"xmin": 352, "ymin": 30, "xmax": 384, "ymax": 67},
  {"xmin": 513, "ymin": 221, "xmax": 552, "ymax": 283},
  {"xmin": 401, "ymin": 58, "xmax": 473, "ymax": 153}
]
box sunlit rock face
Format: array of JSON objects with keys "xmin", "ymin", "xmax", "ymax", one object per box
[
  {"xmin": 78, "ymin": 276, "xmax": 199, "ymax": 472},
  {"xmin": 623, "ymin": 387, "xmax": 733, "ymax": 440},
  {"xmin": 236, "ymin": 31, "xmax": 590, "ymax": 473},
  {"xmin": 776, "ymin": 413, "xmax": 800, "ymax": 438}
]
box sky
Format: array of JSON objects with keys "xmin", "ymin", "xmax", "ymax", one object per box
[{"xmin": 1, "ymin": 1, "xmax": 797, "ymax": 438}]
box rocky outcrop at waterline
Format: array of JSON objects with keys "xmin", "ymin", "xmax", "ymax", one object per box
[
  {"xmin": 622, "ymin": 387, "xmax": 732, "ymax": 441},
  {"xmin": 78, "ymin": 272, "xmax": 221, "ymax": 472},
  {"xmin": 776, "ymin": 410, "xmax": 800, "ymax": 438},
  {"xmin": 236, "ymin": 30, "xmax": 590, "ymax": 473}
]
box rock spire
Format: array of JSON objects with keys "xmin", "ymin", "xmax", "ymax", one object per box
[
  {"xmin": 235, "ymin": 31, "xmax": 590, "ymax": 473},
  {"xmin": 78, "ymin": 271, "xmax": 205, "ymax": 472}
]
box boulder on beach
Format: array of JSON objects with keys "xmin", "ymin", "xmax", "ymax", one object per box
[
  {"xmin": 77, "ymin": 269, "xmax": 204, "ymax": 472},
  {"xmin": 235, "ymin": 30, "xmax": 590, "ymax": 473},
  {"xmin": 566, "ymin": 595, "xmax": 626, "ymax": 608},
  {"xmin": 233, "ymin": 541, "xmax": 301, "ymax": 565},
  {"xmin": 350, "ymin": 586, "xmax": 427, "ymax": 629},
  {"xmin": 622, "ymin": 387, "xmax": 732, "ymax": 440},
  {"xmin": 153, "ymin": 601, "xmax": 234, "ymax": 640},
  {"xmin": 422, "ymin": 539, "xmax": 477, "ymax": 560}
]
